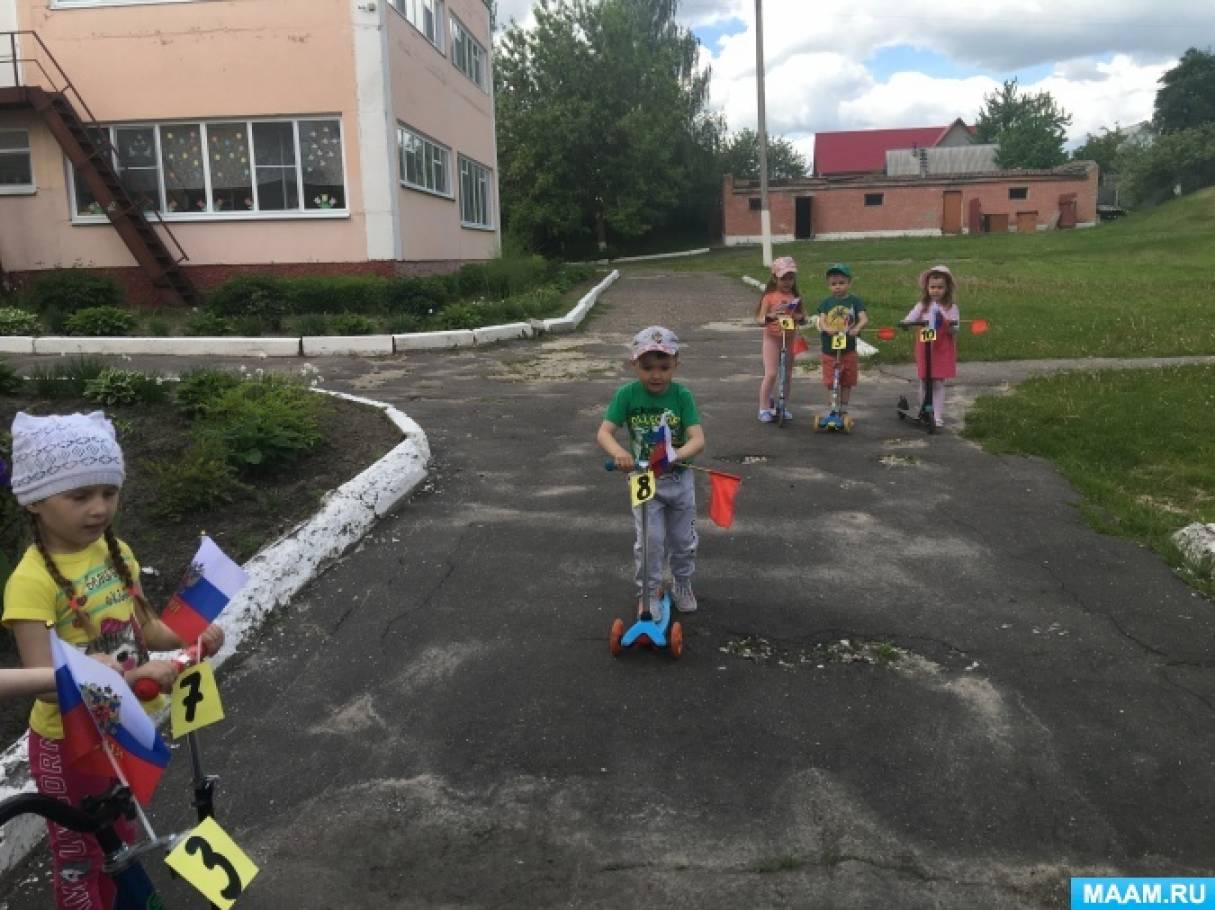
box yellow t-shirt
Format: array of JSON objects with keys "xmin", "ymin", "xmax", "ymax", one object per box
[{"xmin": 2, "ymin": 538, "xmax": 165, "ymax": 739}]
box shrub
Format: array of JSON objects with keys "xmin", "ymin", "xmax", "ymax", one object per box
[
  {"xmin": 0, "ymin": 307, "xmax": 41, "ymax": 336},
  {"xmin": 207, "ymin": 275, "xmax": 290, "ymax": 329},
  {"xmin": 482, "ymin": 253, "xmax": 554, "ymax": 298},
  {"xmin": 83, "ymin": 368, "xmax": 169, "ymax": 407},
  {"xmin": 27, "ymin": 357, "xmax": 105, "ymax": 398},
  {"xmin": 0, "ymin": 360, "xmax": 22, "ymax": 395},
  {"xmin": 430, "ymin": 302, "xmax": 483, "ymax": 330},
  {"xmin": 284, "ymin": 276, "xmax": 390, "ymax": 315},
  {"xmin": 386, "ymin": 275, "xmax": 454, "ymax": 318},
  {"xmin": 25, "ymin": 270, "xmax": 124, "ymax": 315},
  {"xmin": 183, "ymin": 311, "xmax": 236, "ymax": 337},
  {"xmin": 175, "ymin": 368, "xmax": 242, "ymax": 418},
  {"xmin": 196, "ymin": 377, "xmax": 323, "ymax": 473},
  {"xmin": 64, "ymin": 306, "xmax": 136, "ymax": 337},
  {"xmin": 293, "ymin": 313, "xmax": 331, "ymax": 336},
  {"xmin": 453, "ymin": 263, "xmax": 491, "ymax": 299},
  {"xmin": 513, "ymin": 285, "xmax": 564, "ymax": 318},
  {"xmin": 555, "ymin": 264, "xmax": 595, "ymax": 291},
  {"xmin": 232, "ymin": 315, "xmax": 265, "ymax": 337},
  {"xmin": 148, "ymin": 439, "xmax": 250, "ymax": 522},
  {"xmin": 329, "ymin": 313, "xmax": 379, "ymax": 335},
  {"xmin": 385, "ymin": 313, "xmax": 423, "ymax": 334},
  {"xmin": 143, "ymin": 315, "xmax": 171, "ymax": 337}
]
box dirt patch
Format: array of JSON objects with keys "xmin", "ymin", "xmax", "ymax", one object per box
[{"xmin": 0, "ymin": 390, "xmax": 402, "ymax": 747}]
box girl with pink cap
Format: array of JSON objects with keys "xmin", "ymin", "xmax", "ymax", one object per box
[
  {"xmin": 902, "ymin": 265, "xmax": 961, "ymax": 428},
  {"xmin": 753, "ymin": 256, "xmax": 808, "ymax": 422}
]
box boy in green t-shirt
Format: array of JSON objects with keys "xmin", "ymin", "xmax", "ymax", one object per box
[
  {"xmin": 816, "ymin": 263, "xmax": 869, "ymax": 414},
  {"xmin": 597, "ymin": 326, "xmax": 706, "ymax": 620}
]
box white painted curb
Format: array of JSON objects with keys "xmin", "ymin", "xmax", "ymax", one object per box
[
  {"xmin": 1173, "ymin": 522, "xmax": 1215, "ymax": 578},
  {"xmin": 472, "ymin": 322, "xmax": 534, "ymax": 345},
  {"xmin": 0, "ymin": 337, "xmax": 34, "ymax": 355},
  {"xmin": 301, "ymin": 335, "xmax": 394, "ymax": 357},
  {"xmin": 739, "ymin": 275, "xmax": 878, "ymax": 358},
  {"xmin": 32, "ymin": 336, "xmax": 301, "ymax": 357},
  {"xmin": 0, "ymin": 390, "xmax": 430, "ymax": 877}
]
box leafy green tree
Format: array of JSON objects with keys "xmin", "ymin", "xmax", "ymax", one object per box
[
  {"xmin": 719, "ymin": 128, "xmax": 807, "ymax": 181},
  {"xmin": 1072, "ymin": 126, "xmax": 1127, "ymax": 176},
  {"xmin": 1153, "ymin": 47, "xmax": 1215, "ymax": 134},
  {"xmin": 1117, "ymin": 123, "xmax": 1215, "ymax": 207},
  {"xmin": 974, "ymin": 79, "xmax": 1072, "ymax": 169},
  {"xmin": 495, "ymin": 0, "xmax": 720, "ymax": 254}
]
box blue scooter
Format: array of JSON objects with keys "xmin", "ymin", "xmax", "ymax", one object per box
[{"xmin": 604, "ymin": 459, "xmax": 684, "ymax": 659}]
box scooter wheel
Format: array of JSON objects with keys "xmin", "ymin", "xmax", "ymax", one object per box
[
  {"xmin": 669, "ymin": 622, "xmax": 683, "ymax": 659},
  {"xmin": 813, "ymin": 414, "xmax": 824, "ymax": 432},
  {"xmin": 609, "ymin": 618, "xmax": 625, "ymax": 656},
  {"xmin": 843, "ymin": 415, "xmax": 854, "ymax": 433}
]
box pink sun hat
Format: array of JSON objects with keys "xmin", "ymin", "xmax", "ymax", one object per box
[
  {"xmin": 918, "ymin": 264, "xmax": 955, "ymax": 289},
  {"xmin": 771, "ymin": 256, "xmax": 798, "ymax": 278}
]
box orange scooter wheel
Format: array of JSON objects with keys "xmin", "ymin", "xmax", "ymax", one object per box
[
  {"xmin": 669, "ymin": 622, "xmax": 684, "ymax": 659},
  {"xmin": 609, "ymin": 618, "xmax": 625, "ymax": 656}
]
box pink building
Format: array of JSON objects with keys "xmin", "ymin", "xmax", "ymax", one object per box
[{"xmin": 0, "ymin": 0, "xmax": 500, "ymax": 304}]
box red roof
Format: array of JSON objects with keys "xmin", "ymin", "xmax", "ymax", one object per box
[{"xmin": 813, "ymin": 123, "xmax": 969, "ymax": 176}]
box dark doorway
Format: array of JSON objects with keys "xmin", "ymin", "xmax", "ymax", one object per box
[{"xmin": 795, "ymin": 196, "xmax": 813, "ymax": 239}]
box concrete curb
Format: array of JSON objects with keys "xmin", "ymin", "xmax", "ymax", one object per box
[
  {"xmin": 571, "ymin": 247, "xmax": 710, "ymax": 266},
  {"xmin": 6, "ymin": 270, "xmax": 622, "ymax": 360},
  {"xmin": 1173, "ymin": 522, "xmax": 1215, "ymax": 579},
  {"xmin": 739, "ymin": 275, "xmax": 878, "ymax": 358},
  {"xmin": 0, "ymin": 390, "xmax": 430, "ymax": 876}
]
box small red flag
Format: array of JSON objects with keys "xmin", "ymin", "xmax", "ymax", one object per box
[
  {"xmin": 791, "ymin": 334, "xmax": 810, "ymax": 357},
  {"xmin": 707, "ymin": 471, "xmax": 741, "ymax": 529}
]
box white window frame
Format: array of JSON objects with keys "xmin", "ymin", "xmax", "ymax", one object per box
[
  {"xmin": 0, "ymin": 129, "xmax": 35, "ymax": 195},
  {"xmin": 388, "ymin": 0, "xmax": 445, "ymax": 53},
  {"xmin": 68, "ymin": 116, "xmax": 348, "ymax": 223},
  {"xmin": 51, "ymin": 0, "xmax": 200, "ymax": 8},
  {"xmin": 458, "ymin": 154, "xmax": 492, "ymax": 229},
  {"xmin": 450, "ymin": 14, "xmax": 487, "ymax": 90},
  {"xmin": 398, "ymin": 125, "xmax": 452, "ymax": 198}
]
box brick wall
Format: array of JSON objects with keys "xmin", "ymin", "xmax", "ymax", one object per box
[{"xmin": 723, "ymin": 164, "xmax": 1098, "ymax": 242}]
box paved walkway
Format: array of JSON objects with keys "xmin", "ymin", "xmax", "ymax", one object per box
[{"xmin": 2, "ymin": 271, "xmax": 1212, "ymax": 908}]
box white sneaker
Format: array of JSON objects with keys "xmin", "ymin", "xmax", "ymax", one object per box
[
  {"xmin": 672, "ymin": 581, "xmax": 698, "ymax": 613},
  {"xmin": 648, "ymin": 597, "xmax": 665, "ymax": 625}
]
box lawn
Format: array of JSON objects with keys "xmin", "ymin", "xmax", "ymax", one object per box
[{"xmin": 633, "ymin": 188, "xmax": 1215, "ymax": 363}]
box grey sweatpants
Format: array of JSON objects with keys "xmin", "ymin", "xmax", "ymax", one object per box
[{"xmin": 632, "ymin": 469, "xmax": 697, "ymax": 600}]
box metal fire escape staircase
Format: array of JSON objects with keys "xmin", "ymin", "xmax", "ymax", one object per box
[{"xmin": 0, "ymin": 31, "xmax": 200, "ymax": 306}]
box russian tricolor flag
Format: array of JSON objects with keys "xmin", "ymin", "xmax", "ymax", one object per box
[
  {"xmin": 647, "ymin": 414, "xmax": 678, "ymax": 476},
  {"xmin": 51, "ymin": 633, "xmax": 170, "ymax": 805},
  {"xmin": 162, "ymin": 535, "xmax": 248, "ymax": 643}
]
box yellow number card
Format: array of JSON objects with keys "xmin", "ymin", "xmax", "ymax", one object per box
[
  {"xmin": 629, "ymin": 470, "xmax": 657, "ymax": 507},
  {"xmin": 170, "ymin": 662, "xmax": 225, "ymax": 739},
  {"xmin": 919, "ymin": 328, "xmax": 937, "ymax": 343},
  {"xmin": 831, "ymin": 332, "xmax": 848, "ymax": 351},
  {"xmin": 778, "ymin": 316, "xmax": 796, "ymax": 331},
  {"xmin": 165, "ymin": 816, "xmax": 260, "ymax": 909}
]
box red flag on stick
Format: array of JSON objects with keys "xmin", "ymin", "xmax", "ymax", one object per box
[
  {"xmin": 707, "ymin": 471, "xmax": 742, "ymax": 529},
  {"xmin": 791, "ymin": 334, "xmax": 810, "ymax": 357}
]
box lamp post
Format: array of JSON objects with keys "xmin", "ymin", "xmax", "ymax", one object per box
[{"xmin": 754, "ymin": 0, "xmax": 772, "ymax": 266}]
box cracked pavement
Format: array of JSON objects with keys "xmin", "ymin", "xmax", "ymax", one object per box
[{"xmin": 1, "ymin": 271, "xmax": 1212, "ymax": 908}]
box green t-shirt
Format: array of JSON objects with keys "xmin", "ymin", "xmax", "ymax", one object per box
[
  {"xmin": 817, "ymin": 294, "xmax": 866, "ymax": 353},
  {"xmin": 604, "ymin": 380, "xmax": 700, "ymax": 463}
]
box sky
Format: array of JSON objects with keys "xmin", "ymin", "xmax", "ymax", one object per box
[{"xmin": 491, "ymin": 0, "xmax": 1214, "ymax": 167}]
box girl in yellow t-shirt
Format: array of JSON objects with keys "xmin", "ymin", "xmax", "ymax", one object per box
[{"xmin": 2, "ymin": 410, "xmax": 223, "ymax": 910}]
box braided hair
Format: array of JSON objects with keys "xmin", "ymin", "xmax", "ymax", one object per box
[{"xmin": 27, "ymin": 515, "xmax": 152, "ymax": 655}]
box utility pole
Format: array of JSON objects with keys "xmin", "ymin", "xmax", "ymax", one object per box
[{"xmin": 754, "ymin": 0, "xmax": 772, "ymax": 267}]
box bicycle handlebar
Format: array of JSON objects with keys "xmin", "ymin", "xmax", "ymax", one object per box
[{"xmin": 0, "ymin": 785, "xmax": 133, "ymax": 834}]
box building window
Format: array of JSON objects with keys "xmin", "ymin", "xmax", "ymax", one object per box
[
  {"xmin": 52, "ymin": 0, "xmax": 200, "ymax": 7},
  {"xmin": 451, "ymin": 15, "xmax": 487, "ymax": 89},
  {"xmin": 1009, "ymin": 186, "xmax": 1028, "ymax": 200},
  {"xmin": 864, "ymin": 193, "xmax": 883, "ymax": 206},
  {"xmin": 389, "ymin": 0, "xmax": 444, "ymax": 52},
  {"xmin": 71, "ymin": 117, "xmax": 346, "ymax": 219},
  {"xmin": 748, "ymin": 197, "xmax": 761, "ymax": 210},
  {"xmin": 459, "ymin": 155, "xmax": 492, "ymax": 228},
  {"xmin": 0, "ymin": 129, "xmax": 34, "ymax": 193},
  {"xmin": 398, "ymin": 125, "xmax": 451, "ymax": 196}
]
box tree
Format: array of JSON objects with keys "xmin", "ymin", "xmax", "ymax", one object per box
[
  {"xmin": 1117, "ymin": 123, "xmax": 1215, "ymax": 207},
  {"xmin": 1072, "ymin": 126, "xmax": 1128, "ymax": 175},
  {"xmin": 495, "ymin": 0, "xmax": 721, "ymax": 254},
  {"xmin": 974, "ymin": 79, "xmax": 1072, "ymax": 169},
  {"xmin": 1154, "ymin": 47, "xmax": 1215, "ymax": 134},
  {"xmin": 719, "ymin": 128, "xmax": 807, "ymax": 181}
]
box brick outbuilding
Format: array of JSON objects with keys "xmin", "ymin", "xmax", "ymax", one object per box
[{"xmin": 723, "ymin": 162, "xmax": 1098, "ymax": 244}]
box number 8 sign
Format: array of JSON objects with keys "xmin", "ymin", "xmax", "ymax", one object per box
[{"xmin": 629, "ymin": 470, "xmax": 657, "ymax": 508}]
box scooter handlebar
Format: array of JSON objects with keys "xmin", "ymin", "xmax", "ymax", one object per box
[{"xmin": 604, "ymin": 459, "xmax": 651, "ymax": 472}]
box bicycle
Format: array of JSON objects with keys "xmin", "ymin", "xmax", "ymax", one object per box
[{"xmin": 0, "ymin": 783, "xmax": 174, "ymax": 909}]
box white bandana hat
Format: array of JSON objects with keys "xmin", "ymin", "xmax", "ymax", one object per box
[{"xmin": 9, "ymin": 411, "xmax": 125, "ymax": 506}]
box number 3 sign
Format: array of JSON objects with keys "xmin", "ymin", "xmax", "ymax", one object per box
[{"xmin": 165, "ymin": 816, "xmax": 260, "ymax": 908}]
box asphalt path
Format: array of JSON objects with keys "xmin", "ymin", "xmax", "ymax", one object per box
[{"xmin": 1, "ymin": 271, "xmax": 1213, "ymax": 908}]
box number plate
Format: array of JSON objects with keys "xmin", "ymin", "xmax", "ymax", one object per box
[
  {"xmin": 919, "ymin": 328, "xmax": 937, "ymax": 343},
  {"xmin": 831, "ymin": 332, "xmax": 848, "ymax": 351},
  {"xmin": 171, "ymin": 662, "xmax": 225, "ymax": 738},
  {"xmin": 629, "ymin": 470, "xmax": 657, "ymax": 507},
  {"xmin": 165, "ymin": 816, "xmax": 260, "ymax": 909},
  {"xmin": 778, "ymin": 316, "xmax": 796, "ymax": 331}
]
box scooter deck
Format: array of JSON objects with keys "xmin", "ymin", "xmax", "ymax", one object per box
[{"xmin": 621, "ymin": 592, "xmax": 673, "ymax": 648}]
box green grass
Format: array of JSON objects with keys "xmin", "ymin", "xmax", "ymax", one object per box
[
  {"xmin": 631, "ymin": 188, "xmax": 1215, "ymax": 363},
  {"xmin": 963, "ymin": 364, "xmax": 1215, "ymax": 593}
]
